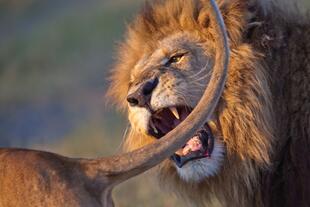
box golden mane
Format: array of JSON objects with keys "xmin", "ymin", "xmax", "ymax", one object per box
[{"xmin": 108, "ymin": 0, "xmax": 275, "ymax": 206}]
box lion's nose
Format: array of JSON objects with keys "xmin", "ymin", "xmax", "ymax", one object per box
[{"xmin": 127, "ymin": 77, "xmax": 159, "ymax": 107}]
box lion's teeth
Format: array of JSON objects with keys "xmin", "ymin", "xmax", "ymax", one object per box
[
  {"xmin": 150, "ymin": 122, "xmax": 158, "ymax": 134},
  {"xmin": 154, "ymin": 127, "xmax": 158, "ymax": 134},
  {"xmin": 170, "ymin": 107, "xmax": 180, "ymax": 120}
]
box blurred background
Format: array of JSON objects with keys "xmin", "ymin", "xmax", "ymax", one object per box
[
  {"xmin": 0, "ymin": 0, "xmax": 180, "ymax": 206},
  {"xmin": 1, "ymin": 0, "xmax": 309, "ymax": 207}
]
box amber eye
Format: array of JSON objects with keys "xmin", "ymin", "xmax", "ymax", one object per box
[
  {"xmin": 170, "ymin": 54, "xmax": 183, "ymax": 63},
  {"xmin": 165, "ymin": 54, "xmax": 184, "ymax": 66}
]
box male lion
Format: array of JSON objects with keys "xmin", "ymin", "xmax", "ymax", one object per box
[{"xmin": 108, "ymin": 0, "xmax": 310, "ymax": 206}]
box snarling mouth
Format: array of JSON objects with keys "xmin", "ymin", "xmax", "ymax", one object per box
[{"xmin": 148, "ymin": 106, "xmax": 214, "ymax": 168}]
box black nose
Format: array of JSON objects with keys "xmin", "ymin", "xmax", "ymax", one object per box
[{"xmin": 127, "ymin": 77, "xmax": 159, "ymax": 107}]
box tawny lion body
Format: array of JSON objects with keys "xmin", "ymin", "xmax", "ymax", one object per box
[{"xmin": 108, "ymin": 0, "xmax": 310, "ymax": 206}]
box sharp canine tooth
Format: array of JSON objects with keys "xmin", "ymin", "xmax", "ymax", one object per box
[
  {"xmin": 154, "ymin": 127, "xmax": 158, "ymax": 134},
  {"xmin": 170, "ymin": 107, "xmax": 180, "ymax": 119},
  {"xmin": 150, "ymin": 122, "xmax": 158, "ymax": 134}
]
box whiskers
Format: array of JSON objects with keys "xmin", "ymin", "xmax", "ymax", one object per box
[
  {"xmin": 186, "ymin": 59, "xmax": 215, "ymax": 98},
  {"xmin": 174, "ymin": 91, "xmax": 193, "ymax": 108},
  {"xmin": 187, "ymin": 59, "xmax": 210, "ymax": 79},
  {"xmin": 117, "ymin": 123, "xmax": 132, "ymax": 152},
  {"xmin": 187, "ymin": 61, "xmax": 213, "ymax": 97},
  {"xmin": 189, "ymin": 59, "xmax": 212, "ymax": 80},
  {"xmin": 189, "ymin": 69, "xmax": 212, "ymax": 84}
]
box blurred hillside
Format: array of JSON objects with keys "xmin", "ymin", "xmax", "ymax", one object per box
[
  {"xmin": 0, "ymin": 0, "xmax": 181, "ymax": 206},
  {"xmin": 0, "ymin": 0, "xmax": 135, "ymax": 149}
]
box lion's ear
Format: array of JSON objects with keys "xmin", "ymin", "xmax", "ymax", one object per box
[
  {"xmin": 198, "ymin": 0, "xmax": 248, "ymax": 47},
  {"xmin": 220, "ymin": 0, "xmax": 248, "ymax": 47}
]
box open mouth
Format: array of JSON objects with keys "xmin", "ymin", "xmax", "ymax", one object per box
[{"xmin": 148, "ymin": 106, "xmax": 214, "ymax": 168}]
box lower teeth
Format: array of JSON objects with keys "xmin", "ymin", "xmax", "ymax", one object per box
[{"xmin": 182, "ymin": 136, "xmax": 203, "ymax": 156}]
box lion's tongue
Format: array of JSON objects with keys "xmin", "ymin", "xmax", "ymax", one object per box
[{"xmin": 176, "ymin": 136, "xmax": 203, "ymax": 156}]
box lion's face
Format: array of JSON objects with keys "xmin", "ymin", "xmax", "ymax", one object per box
[
  {"xmin": 126, "ymin": 32, "xmax": 225, "ymax": 182},
  {"xmin": 109, "ymin": 0, "xmax": 273, "ymax": 192}
]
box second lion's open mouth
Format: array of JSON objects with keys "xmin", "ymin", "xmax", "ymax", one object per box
[{"xmin": 148, "ymin": 106, "xmax": 214, "ymax": 168}]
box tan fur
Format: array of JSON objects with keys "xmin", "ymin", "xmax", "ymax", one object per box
[
  {"xmin": 0, "ymin": 149, "xmax": 111, "ymax": 207},
  {"xmin": 108, "ymin": 0, "xmax": 310, "ymax": 206}
]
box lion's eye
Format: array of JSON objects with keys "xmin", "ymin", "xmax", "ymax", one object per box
[
  {"xmin": 170, "ymin": 55, "xmax": 183, "ymax": 63},
  {"xmin": 165, "ymin": 54, "xmax": 184, "ymax": 66}
]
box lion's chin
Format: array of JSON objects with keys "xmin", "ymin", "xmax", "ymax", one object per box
[{"xmin": 175, "ymin": 139, "xmax": 225, "ymax": 183}]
